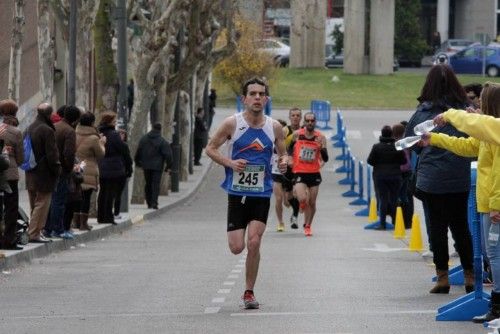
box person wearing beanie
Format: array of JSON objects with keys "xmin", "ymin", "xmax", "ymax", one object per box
[
  {"xmin": 367, "ymin": 125, "xmax": 406, "ymax": 230},
  {"xmin": 26, "ymin": 103, "xmax": 61, "ymax": 243},
  {"xmin": 44, "ymin": 105, "xmax": 81, "ymax": 239},
  {"xmin": 134, "ymin": 122, "xmax": 172, "ymax": 209},
  {"xmin": 0, "ymin": 99, "xmax": 24, "ymax": 250}
]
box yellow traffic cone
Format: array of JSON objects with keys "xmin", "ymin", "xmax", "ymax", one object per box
[
  {"xmin": 393, "ymin": 207, "xmax": 406, "ymax": 239},
  {"xmin": 368, "ymin": 197, "xmax": 378, "ymax": 223},
  {"xmin": 408, "ymin": 214, "xmax": 424, "ymax": 252}
]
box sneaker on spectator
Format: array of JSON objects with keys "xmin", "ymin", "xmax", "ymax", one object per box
[
  {"xmin": 50, "ymin": 231, "xmax": 63, "ymax": 239},
  {"xmin": 422, "ymin": 250, "xmax": 433, "ymax": 258},
  {"xmin": 61, "ymin": 231, "xmax": 74, "ymax": 240},
  {"xmin": 242, "ymin": 290, "xmax": 259, "ymax": 309},
  {"xmin": 290, "ymin": 215, "xmax": 298, "ymax": 229},
  {"xmin": 114, "ymin": 214, "xmax": 122, "ymax": 220}
]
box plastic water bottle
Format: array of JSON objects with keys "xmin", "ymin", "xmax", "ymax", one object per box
[
  {"xmin": 395, "ymin": 135, "xmax": 421, "ymax": 151},
  {"xmin": 489, "ymin": 223, "xmax": 500, "ymax": 247},
  {"xmin": 486, "ymin": 318, "xmax": 500, "ymax": 334},
  {"xmin": 413, "ymin": 120, "xmax": 436, "ymax": 135}
]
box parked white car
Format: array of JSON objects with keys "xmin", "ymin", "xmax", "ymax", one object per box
[{"xmin": 258, "ymin": 38, "xmax": 290, "ymax": 65}]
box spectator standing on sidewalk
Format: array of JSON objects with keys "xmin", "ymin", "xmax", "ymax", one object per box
[
  {"xmin": 194, "ymin": 108, "xmax": 208, "ymax": 166},
  {"xmin": 97, "ymin": 112, "xmax": 129, "ymax": 225},
  {"xmin": 405, "ymin": 64, "xmax": 474, "ymax": 294},
  {"xmin": 44, "ymin": 105, "xmax": 80, "ymax": 239},
  {"xmin": 0, "ymin": 100, "xmax": 24, "ymax": 250},
  {"xmin": 134, "ymin": 123, "xmax": 172, "ymax": 209},
  {"xmin": 114, "ymin": 127, "xmax": 133, "ymax": 219},
  {"xmin": 208, "ymin": 88, "xmax": 217, "ymax": 130},
  {"xmin": 74, "ymin": 112, "xmax": 105, "ymax": 230},
  {"xmin": 26, "ymin": 103, "xmax": 61, "ymax": 243},
  {"xmin": 367, "ymin": 125, "xmax": 406, "ymax": 230},
  {"xmin": 205, "ymin": 77, "xmax": 287, "ymax": 309}
]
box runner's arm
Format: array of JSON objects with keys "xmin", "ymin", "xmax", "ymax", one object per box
[
  {"xmin": 273, "ymin": 120, "xmax": 288, "ymax": 173},
  {"xmin": 205, "ymin": 117, "xmax": 247, "ymax": 172},
  {"xmin": 319, "ymin": 134, "xmax": 329, "ymax": 162}
]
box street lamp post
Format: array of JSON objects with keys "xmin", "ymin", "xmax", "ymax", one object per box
[
  {"xmin": 68, "ymin": 0, "xmax": 77, "ymax": 105},
  {"xmin": 116, "ymin": 0, "xmax": 129, "ymax": 211}
]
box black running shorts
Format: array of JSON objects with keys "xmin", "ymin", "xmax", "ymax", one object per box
[
  {"xmin": 271, "ymin": 174, "xmax": 293, "ymax": 192},
  {"xmin": 227, "ymin": 194, "xmax": 270, "ymax": 231},
  {"xmin": 294, "ymin": 173, "xmax": 322, "ymax": 187}
]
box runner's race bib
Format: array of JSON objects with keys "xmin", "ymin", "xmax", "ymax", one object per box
[
  {"xmin": 232, "ymin": 165, "xmax": 265, "ymax": 192},
  {"xmin": 299, "ymin": 146, "xmax": 316, "ymax": 162}
]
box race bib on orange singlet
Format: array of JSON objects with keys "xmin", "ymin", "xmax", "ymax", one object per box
[{"xmin": 299, "ymin": 145, "xmax": 316, "ymax": 163}]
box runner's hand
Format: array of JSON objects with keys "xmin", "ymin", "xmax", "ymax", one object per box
[
  {"xmin": 278, "ymin": 155, "xmax": 288, "ymax": 174},
  {"xmin": 230, "ymin": 159, "xmax": 247, "ymax": 172}
]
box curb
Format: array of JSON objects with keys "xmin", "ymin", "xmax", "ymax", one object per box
[{"xmin": 0, "ymin": 161, "xmax": 212, "ymax": 271}]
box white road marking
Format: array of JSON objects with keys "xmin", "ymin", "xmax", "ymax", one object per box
[
  {"xmin": 227, "ymin": 274, "xmax": 238, "ymax": 279},
  {"xmin": 204, "ymin": 307, "xmax": 221, "ymax": 314},
  {"xmin": 373, "ymin": 130, "xmax": 380, "ymax": 138},
  {"xmin": 211, "ymin": 297, "xmax": 225, "ymax": 303},
  {"xmin": 346, "ymin": 130, "xmax": 361, "ymax": 139},
  {"xmin": 362, "ymin": 243, "xmax": 406, "ymax": 252},
  {"xmin": 231, "ymin": 269, "xmax": 242, "ymax": 273},
  {"xmin": 235, "ymin": 264, "xmax": 244, "ymax": 268},
  {"xmin": 223, "ymin": 281, "xmax": 235, "ymax": 286},
  {"xmin": 238, "ymin": 259, "xmax": 246, "ymax": 263},
  {"xmin": 218, "ymin": 289, "xmax": 231, "ymax": 294}
]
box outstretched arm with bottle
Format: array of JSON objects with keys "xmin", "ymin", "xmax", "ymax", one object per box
[
  {"xmin": 434, "ymin": 109, "xmax": 500, "ymax": 146},
  {"xmin": 422, "ymin": 132, "xmax": 480, "ymax": 158}
]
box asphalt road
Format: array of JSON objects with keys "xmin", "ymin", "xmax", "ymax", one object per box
[{"xmin": 0, "ymin": 108, "xmax": 483, "ymax": 334}]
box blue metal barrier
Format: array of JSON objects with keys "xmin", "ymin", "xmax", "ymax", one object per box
[
  {"xmin": 350, "ymin": 161, "xmax": 369, "ymax": 206},
  {"xmin": 335, "ymin": 144, "xmax": 348, "ymax": 161},
  {"xmin": 331, "ymin": 110, "xmax": 343, "ymax": 141},
  {"xmin": 338, "ymin": 153, "xmax": 353, "ymax": 185},
  {"xmin": 236, "ymin": 96, "xmax": 243, "ymax": 113},
  {"xmin": 342, "ymin": 157, "xmax": 359, "ymax": 197},
  {"xmin": 335, "ymin": 147, "xmax": 349, "ymax": 173},
  {"xmin": 436, "ymin": 165, "xmax": 489, "ymax": 321},
  {"xmin": 333, "ymin": 127, "xmax": 347, "ymax": 148},
  {"xmin": 311, "ymin": 100, "xmax": 332, "ymax": 130},
  {"xmin": 355, "ymin": 165, "xmax": 372, "ymax": 216}
]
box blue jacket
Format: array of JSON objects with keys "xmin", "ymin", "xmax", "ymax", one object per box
[{"xmin": 405, "ymin": 100, "xmax": 471, "ymax": 194}]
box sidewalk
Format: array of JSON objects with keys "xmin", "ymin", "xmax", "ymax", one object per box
[{"xmin": 0, "ymin": 158, "xmax": 213, "ymax": 270}]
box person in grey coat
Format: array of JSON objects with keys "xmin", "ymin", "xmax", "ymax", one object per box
[{"xmin": 134, "ymin": 123, "xmax": 172, "ymax": 209}]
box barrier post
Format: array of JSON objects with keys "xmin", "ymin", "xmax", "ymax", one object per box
[
  {"xmin": 335, "ymin": 147, "xmax": 350, "ymax": 173},
  {"xmin": 436, "ymin": 164, "xmax": 489, "ymax": 321},
  {"xmin": 342, "ymin": 157, "xmax": 359, "ymax": 197},
  {"xmin": 335, "ymin": 144, "xmax": 348, "ymax": 161},
  {"xmin": 334, "ymin": 127, "xmax": 346, "ymax": 148},
  {"xmin": 331, "ymin": 110, "xmax": 342, "ymax": 141},
  {"xmin": 355, "ymin": 165, "xmax": 371, "ymax": 216},
  {"xmin": 350, "ymin": 161, "xmax": 368, "ymax": 206},
  {"xmin": 338, "ymin": 153, "xmax": 353, "ymax": 185}
]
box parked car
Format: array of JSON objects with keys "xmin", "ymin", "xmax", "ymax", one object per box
[
  {"xmin": 447, "ymin": 44, "xmax": 500, "ymax": 77},
  {"xmin": 432, "ymin": 39, "xmax": 475, "ymax": 64},
  {"xmin": 259, "ymin": 38, "xmax": 290, "ymax": 66},
  {"xmin": 325, "ymin": 52, "xmax": 399, "ymax": 71}
]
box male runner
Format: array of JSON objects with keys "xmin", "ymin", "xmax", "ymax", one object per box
[
  {"xmin": 283, "ymin": 108, "xmax": 302, "ymax": 229},
  {"xmin": 205, "ymin": 77, "xmax": 287, "ymax": 309},
  {"xmin": 290, "ymin": 112, "xmax": 328, "ymax": 237}
]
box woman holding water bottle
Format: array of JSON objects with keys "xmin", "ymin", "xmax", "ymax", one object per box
[
  {"xmin": 404, "ymin": 64, "xmax": 474, "ymax": 294},
  {"xmin": 424, "ymin": 82, "xmax": 500, "ymax": 323}
]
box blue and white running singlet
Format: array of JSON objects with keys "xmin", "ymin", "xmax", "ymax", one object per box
[{"xmin": 221, "ymin": 113, "xmax": 275, "ymax": 197}]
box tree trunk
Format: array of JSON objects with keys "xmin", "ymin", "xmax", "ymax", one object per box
[
  {"xmin": 179, "ymin": 90, "xmax": 190, "ymax": 181},
  {"xmin": 8, "ymin": 0, "xmax": 26, "ymax": 102},
  {"xmin": 94, "ymin": 0, "xmax": 117, "ymax": 114},
  {"xmin": 37, "ymin": 0, "xmax": 54, "ymax": 102},
  {"xmin": 159, "ymin": 90, "xmax": 177, "ymax": 196},
  {"xmin": 129, "ymin": 62, "xmax": 156, "ymax": 204}
]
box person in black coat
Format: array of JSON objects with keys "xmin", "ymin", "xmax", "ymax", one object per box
[
  {"xmin": 97, "ymin": 112, "xmax": 132, "ymax": 224},
  {"xmin": 134, "ymin": 123, "xmax": 172, "ymax": 209},
  {"xmin": 367, "ymin": 125, "xmax": 406, "ymax": 230},
  {"xmin": 193, "ymin": 108, "xmax": 208, "ymax": 166}
]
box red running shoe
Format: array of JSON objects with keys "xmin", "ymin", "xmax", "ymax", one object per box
[
  {"xmin": 243, "ymin": 290, "xmax": 259, "ymax": 309},
  {"xmin": 304, "ymin": 224, "xmax": 312, "ymax": 236}
]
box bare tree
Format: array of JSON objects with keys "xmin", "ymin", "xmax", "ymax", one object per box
[
  {"xmin": 38, "ymin": 0, "xmax": 55, "ymax": 102},
  {"xmin": 8, "ymin": 0, "xmax": 26, "ymax": 102}
]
